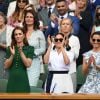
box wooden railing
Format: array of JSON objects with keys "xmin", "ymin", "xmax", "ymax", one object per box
[{"xmin": 0, "ymin": 93, "xmax": 100, "ymax": 99}]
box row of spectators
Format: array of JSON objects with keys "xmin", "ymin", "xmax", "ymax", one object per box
[{"xmin": 0, "ymin": 0, "xmax": 100, "ymax": 93}]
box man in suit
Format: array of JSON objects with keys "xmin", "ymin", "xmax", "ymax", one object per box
[
  {"xmin": 45, "ymin": 0, "xmax": 80, "ymax": 38},
  {"xmin": 87, "ymin": 0, "xmax": 100, "ymax": 18},
  {"xmin": 38, "ymin": 0, "xmax": 58, "ymax": 34}
]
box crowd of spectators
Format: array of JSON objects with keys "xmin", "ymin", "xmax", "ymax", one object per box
[{"xmin": 0, "ymin": 0, "xmax": 100, "ymax": 93}]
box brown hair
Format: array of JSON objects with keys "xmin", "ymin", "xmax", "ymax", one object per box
[
  {"xmin": 11, "ymin": 26, "xmax": 29, "ymax": 47},
  {"xmin": 23, "ymin": 10, "xmax": 39, "ymax": 32},
  {"xmin": 0, "ymin": 11, "xmax": 7, "ymax": 24},
  {"xmin": 11, "ymin": 0, "xmax": 29, "ymax": 23}
]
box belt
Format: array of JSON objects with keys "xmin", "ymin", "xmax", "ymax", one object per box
[{"xmin": 49, "ymin": 71, "xmax": 69, "ymax": 74}]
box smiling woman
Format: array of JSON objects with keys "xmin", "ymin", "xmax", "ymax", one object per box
[
  {"xmin": 78, "ymin": 31, "xmax": 100, "ymax": 93},
  {"xmin": 4, "ymin": 26, "xmax": 35, "ymax": 93},
  {"xmin": 44, "ymin": 33, "xmax": 74, "ymax": 93},
  {"xmin": 23, "ymin": 10, "xmax": 46, "ymax": 87},
  {"xmin": 7, "ymin": 0, "xmax": 29, "ymax": 27}
]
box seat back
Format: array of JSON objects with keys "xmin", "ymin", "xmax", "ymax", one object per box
[
  {"xmin": 76, "ymin": 65, "xmax": 86, "ymax": 91},
  {"xmin": 0, "ymin": 79, "xmax": 8, "ymax": 93},
  {"xmin": 30, "ymin": 86, "xmax": 44, "ymax": 93}
]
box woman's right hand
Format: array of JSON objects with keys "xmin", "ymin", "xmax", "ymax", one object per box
[
  {"xmin": 10, "ymin": 46, "xmax": 15, "ymax": 55},
  {"xmin": 47, "ymin": 35, "xmax": 52, "ymax": 46}
]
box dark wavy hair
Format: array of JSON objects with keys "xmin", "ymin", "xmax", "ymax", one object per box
[
  {"xmin": 91, "ymin": 31, "xmax": 100, "ymax": 38},
  {"xmin": 11, "ymin": 26, "xmax": 29, "ymax": 47},
  {"xmin": 53, "ymin": 32, "xmax": 71, "ymax": 51},
  {"xmin": 23, "ymin": 10, "xmax": 39, "ymax": 32},
  {"xmin": 12, "ymin": 0, "xmax": 29, "ymax": 23}
]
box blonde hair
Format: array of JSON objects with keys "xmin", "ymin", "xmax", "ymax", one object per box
[{"xmin": 60, "ymin": 18, "xmax": 73, "ymax": 33}]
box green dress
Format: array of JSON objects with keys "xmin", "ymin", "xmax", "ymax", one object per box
[{"xmin": 6, "ymin": 46, "xmax": 35, "ymax": 93}]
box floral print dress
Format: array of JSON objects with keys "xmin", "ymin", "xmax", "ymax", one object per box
[{"xmin": 78, "ymin": 50, "xmax": 100, "ymax": 93}]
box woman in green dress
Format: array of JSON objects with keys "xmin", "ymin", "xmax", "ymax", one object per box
[{"xmin": 4, "ymin": 26, "xmax": 35, "ymax": 93}]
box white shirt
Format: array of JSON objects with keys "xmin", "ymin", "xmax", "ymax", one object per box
[
  {"xmin": 68, "ymin": 35, "xmax": 80, "ymax": 73},
  {"xmin": 47, "ymin": 4, "xmax": 55, "ymax": 13},
  {"xmin": 48, "ymin": 48, "xmax": 74, "ymax": 71},
  {"xmin": 51, "ymin": 13, "xmax": 68, "ymax": 28}
]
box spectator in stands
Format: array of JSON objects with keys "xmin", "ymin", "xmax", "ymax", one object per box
[
  {"xmin": 87, "ymin": 0, "xmax": 100, "ymax": 18},
  {"xmin": 7, "ymin": 0, "xmax": 29, "ymax": 27},
  {"xmin": 38, "ymin": 0, "xmax": 57, "ymax": 35},
  {"xmin": 7, "ymin": 0, "xmax": 38, "ymax": 18},
  {"xmin": 78, "ymin": 31, "xmax": 100, "ymax": 93},
  {"xmin": 0, "ymin": 11, "xmax": 14, "ymax": 79},
  {"xmin": 91, "ymin": 6, "xmax": 100, "ymax": 34},
  {"xmin": 59, "ymin": 18, "xmax": 80, "ymax": 92},
  {"xmin": 23, "ymin": 10, "xmax": 46, "ymax": 87},
  {"xmin": 45, "ymin": 0, "xmax": 79, "ymax": 39},
  {"xmin": 75, "ymin": 0, "xmax": 93, "ymax": 66},
  {"xmin": 0, "ymin": 0, "xmax": 9, "ymax": 15},
  {"xmin": 4, "ymin": 26, "xmax": 35, "ymax": 93},
  {"xmin": 24, "ymin": 4, "xmax": 44, "ymax": 31},
  {"xmin": 37, "ymin": 0, "xmax": 46, "ymax": 12},
  {"xmin": 0, "ymin": 12, "xmax": 8, "ymax": 79},
  {"xmin": 44, "ymin": 32, "xmax": 74, "ymax": 93}
]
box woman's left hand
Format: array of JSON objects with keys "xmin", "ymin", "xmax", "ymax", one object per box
[{"xmin": 18, "ymin": 46, "xmax": 23, "ymax": 53}]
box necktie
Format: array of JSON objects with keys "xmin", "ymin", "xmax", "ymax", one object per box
[
  {"xmin": 61, "ymin": 16, "xmax": 64, "ymax": 19},
  {"xmin": 48, "ymin": 7, "xmax": 51, "ymax": 17}
]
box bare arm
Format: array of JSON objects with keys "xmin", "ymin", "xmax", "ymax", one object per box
[
  {"xmin": 91, "ymin": 25, "xmax": 95, "ymax": 34},
  {"xmin": 0, "ymin": 43, "xmax": 7, "ymax": 49},
  {"xmin": 4, "ymin": 54, "xmax": 14, "ymax": 69},
  {"xmin": 82, "ymin": 57, "xmax": 91, "ymax": 75},
  {"xmin": 44, "ymin": 35, "xmax": 52, "ymax": 64},
  {"xmin": 4, "ymin": 46, "xmax": 15, "ymax": 69},
  {"xmin": 43, "ymin": 45, "xmax": 52, "ymax": 64}
]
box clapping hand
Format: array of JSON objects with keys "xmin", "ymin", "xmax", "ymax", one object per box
[
  {"xmin": 10, "ymin": 46, "xmax": 15, "ymax": 55},
  {"xmin": 47, "ymin": 35, "xmax": 52, "ymax": 46},
  {"xmin": 18, "ymin": 46, "xmax": 23, "ymax": 53},
  {"xmin": 60, "ymin": 39, "xmax": 65, "ymax": 50},
  {"xmin": 87, "ymin": 55, "xmax": 96, "ymax": 66}
]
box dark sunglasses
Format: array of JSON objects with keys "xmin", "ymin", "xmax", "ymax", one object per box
[
  {"xmin": 96, "ymin": 13, "xmax": 100, "ymax": 17},
  {"xmin": 18, "ymin": 0, "xmax": 26, "ymax": 3},
  {"xmin": 54, "ymin": 38, "xmax": 63, "ymax": 42},
  {"xmin": 92, "ymin": 39, "xmax": 100, "ymax": 43}
]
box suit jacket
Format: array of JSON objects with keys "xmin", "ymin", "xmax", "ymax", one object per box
[
  {"xmin": 45, "ymin": 12, "xmax": 80, "ymax": 38},
  {"xmin": 38, "ymin": 7, "xmax": 58, "ymax": 27},
  {"xmin": 87, "ymin": 0, "xmax": 100, "ymax": 17}
]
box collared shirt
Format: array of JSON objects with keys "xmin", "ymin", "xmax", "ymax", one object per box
[
  {"xmin": 47, "ymin": 4, "xmax": 55, "ymax": 13},
  {"xmin": 51, "ymin": 13, "xmax": 68, "ymax": 28},
  {"xmin": 48, "ymin": 48, "xmax": 74, "ymax": 71},
  {"xmin": 59, "ymin": 13, "xmax": 68, "ymax": 19}
]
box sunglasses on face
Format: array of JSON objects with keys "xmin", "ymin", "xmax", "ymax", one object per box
[
  {"xmin": 92, "ymin": 39, "xmax": 100, "ymax": 43},
  {"xmin": 54, "ymin": 38, "xmax": 63, "ymax": 42},
  {"xmin": 18, "ymin": 0, "xmax": 26, "ymax": 3},
  {"xmin": 96, "ymin": 13, "xmax": 100, "ymax": 17}
]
